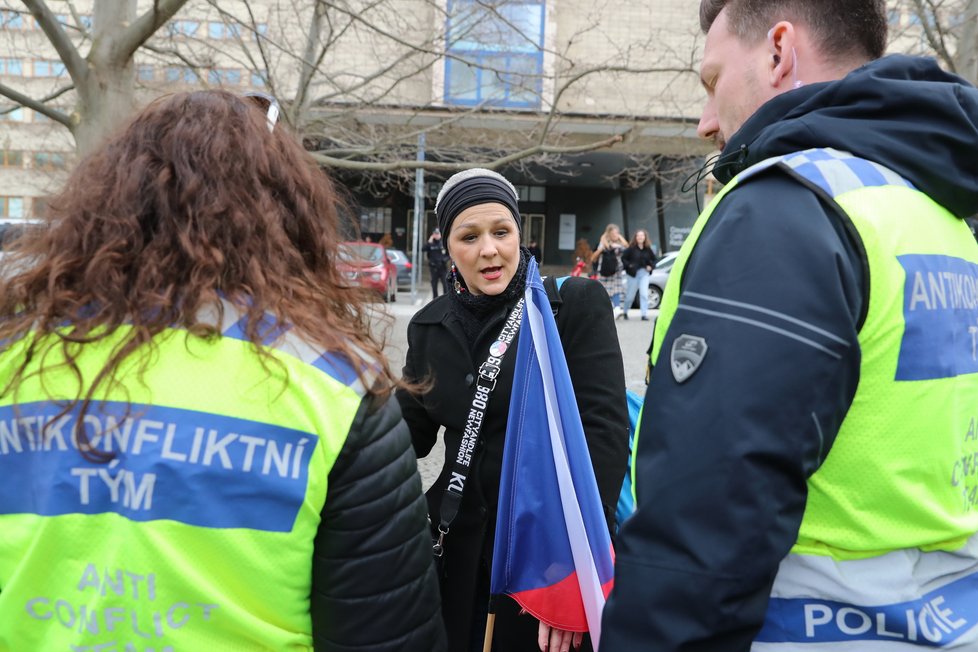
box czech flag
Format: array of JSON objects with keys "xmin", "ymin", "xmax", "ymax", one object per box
[{"xmin": 489, "ymin": 259, "xmax": 615, "ymax": 648}]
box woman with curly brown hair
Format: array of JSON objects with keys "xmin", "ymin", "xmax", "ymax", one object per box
[{"xmin": 0, "ymin": 90, "xmax": 445, "ymax": 652}]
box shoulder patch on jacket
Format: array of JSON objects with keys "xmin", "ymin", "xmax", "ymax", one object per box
[{"xmin": 671, "ymin": 334, "xmax": 708, "ymax": 383}]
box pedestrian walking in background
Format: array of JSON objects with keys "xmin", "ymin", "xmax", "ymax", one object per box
[
  {"xmin": 620, "ymin": 229, "xmax": 656, "ymax": 321},
  {"xmin": 397, "ymin": 168, "xmax": 629, "ymax": 652},
  {"xmin": 602, "ymin": 0, "xmax": 978, "ymax": 649},
  {"xmin": 0, "ymin": 90, "xmax": 445, "ymax": 652},
  {"xmin": 527, "ymin": 238, "xmax": 542, "ymax": 262},
  {"xmin": 424, "ymin": 228, "xmax": 450, "ymax": 298},
  {"xmin": 591, "ymin": 224, "xmax": 629, "ymax": 317}
]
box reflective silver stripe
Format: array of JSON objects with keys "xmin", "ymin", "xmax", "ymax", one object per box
[
  {"xmin": 676, "ymin": 304, "xmax": 842, "ymax": 359},
  {"xmin": 196, "ymin": 300, "xmax": 373, "ymax": 394},
  {"xmin": 683, "ymin": 291, "xmax": 848, "ymax": 345},
  {"xmin": 753, "ymin": 532, "xmax": 978, "ymax": 650}
]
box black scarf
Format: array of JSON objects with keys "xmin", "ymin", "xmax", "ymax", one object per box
[{"xmin": 449, "ymin": 247, "xmax": 531, "ymax": 347}]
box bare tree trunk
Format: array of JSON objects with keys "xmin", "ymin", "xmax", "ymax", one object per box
[
  {"xmin": 957, "ymin": 0, "xmax": 978, "ymax": 86},
  {"xmin": 73, "ymin": 1, "xmax": 138, "ymax": 154}
]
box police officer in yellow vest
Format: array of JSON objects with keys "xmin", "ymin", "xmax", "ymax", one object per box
[
  {"xmin": 0, "ymin": 91, "xmax": 446, "ymax": 651},
  {"xmin": 602, "ymin": 1, "xmax": 978, "ymax": 649}
]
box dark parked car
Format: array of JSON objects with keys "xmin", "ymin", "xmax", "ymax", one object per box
[
  {"xmin": 337, "ymin": 241, "xmax": 397, "ymax": 302},
  {"xmin": 385, "ymin": 248, "xmax": 413, "ymax": 289},
  {"xmin": 0, "ymin": 218, "xmax": 44, "ymax": 267}
]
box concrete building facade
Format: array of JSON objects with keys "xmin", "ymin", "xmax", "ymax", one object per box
[{"xmin": 0, "ymin": 0, "xmax": 951, "ymax": 267}]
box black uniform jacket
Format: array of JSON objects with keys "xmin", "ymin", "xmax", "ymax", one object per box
[
  {"xmin": 397, "ymin": 276, "xmax": 630, "ymax": 650},
  {"xmin": 601, "ymin": 55, "xmax": 978, "ymax": 651}
]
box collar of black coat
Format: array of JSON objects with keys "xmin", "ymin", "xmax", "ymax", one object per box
[{"xmin": 409, "ymin": 273, "xmax": 565, "ymax": 326}]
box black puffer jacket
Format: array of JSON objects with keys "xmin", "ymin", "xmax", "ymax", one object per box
[
  {"xmin": 397, "ymin": 276, "xmax": 630, "ymax": 651},
  {"xmin": 311, "ymin": 393, "xmax": 447, "ymax": 651}
]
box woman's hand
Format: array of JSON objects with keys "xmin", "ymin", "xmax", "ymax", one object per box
[{"xmin": 538, "ymin": 621, "xmax": 583, "ymax": 652}]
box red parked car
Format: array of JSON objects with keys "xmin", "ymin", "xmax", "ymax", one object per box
[{"xmin": 337, "ymin": 241, "xmax": 397, "ymax": 302}]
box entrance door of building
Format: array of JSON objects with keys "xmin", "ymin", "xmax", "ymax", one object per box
[{"xmin": 521, "ymin": 213, "xmax": 545, "ymax": 262}]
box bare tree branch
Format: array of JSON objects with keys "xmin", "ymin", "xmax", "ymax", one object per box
[
  {"xmin": 114, "ymin": 0, "xmax": 190, "ymax": 63},
  {"xmin": 21, "ymin": 0, "xmax": 87, "ymax": 81},
  {"xmin": 0, "ymin": 81, "xmax": 72, "ymax": 127}
]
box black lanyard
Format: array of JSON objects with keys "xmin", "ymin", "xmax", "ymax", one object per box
[{"xmin": 433, "ymin": 297, "xmax": 525, "ymax": 557}]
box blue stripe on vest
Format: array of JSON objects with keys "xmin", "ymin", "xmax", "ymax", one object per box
[
  {"xmin": 0, "ymin": 401, "xmax": 317, "ymax": 532},
  {"xmin": 780, "ymin": 148, "xmax": 915, "ymax": 197},
  {"xmin": 896, "ymin": 254, "xmax": 978, "ymax": 381},
  {"xmin": 221, "ymin": 313, "xmax": 290, "ymax": 347},
  {"xmin": 757, "ymin": 571, "xmax": 978, "ymax": 646},
  {"xmin": 220, "ymin": 313, "xmax": 364, "ymax": 388},
  {"xmin": 737, "ymin": 148, "xmax": 915, "ymax": 198}
]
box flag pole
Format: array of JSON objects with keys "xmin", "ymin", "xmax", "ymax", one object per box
[
  {"xmin": 483, "ymin": 595, "xmax": 497, "ymax": 652},
  {"xmin": 482, "ymin": 613, "xmax": 496, "ymax": 652}
]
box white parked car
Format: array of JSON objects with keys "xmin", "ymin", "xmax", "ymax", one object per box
[{"xmin": 647, "ymin": 251, "xmax": 679, "ymax": 309}]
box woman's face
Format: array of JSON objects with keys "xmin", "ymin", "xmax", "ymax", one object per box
[
  {"xmin": 636, "ymin": 230, "xmax": 647, "ymax": 245},
  {"xmin": 447, "ymin": 202, "xmax": 521, "ymax": 296},
  {"xmin": 609, "ymin": 226, "xmax": 620, "ymax": 240}
]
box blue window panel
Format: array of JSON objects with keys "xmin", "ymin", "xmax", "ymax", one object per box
[
  {"xmin": 1, "ymin": 59, "xmax": 23, "ymax": 75},
  {"xmin": 165, "ymin": 66, "xmax": 196, "ymax": 83},
  {"xmin": 168, "ymin": 20, "xmax": 199, "ymax": 37},
  {"xmin": 444, "ymin": 0, "xmax": 545, "ymax": 109},
  {"xmin": 2, "ymin": 197, "xmax": 24, "ymax": 218},
  {"xmin": 0, "ymin": 107, "xmax": 24, "ymax": 122},
  {"xmin": 137, "ymin": 65, "xmax": 154, "ymax": 81},
  {"xmin": 34, "ymin": 60, "xmax": 66, "ymax": 78},
  {"xmin": 250, "ymin": 72, "xmax": 266, "ymax": 87},
  {"xmin": 1, "ymin": 10, "xmax": 24, "ymax": 29}
]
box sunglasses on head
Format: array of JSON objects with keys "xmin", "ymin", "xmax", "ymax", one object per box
[{"xmin": 243, "ymin": 91, "xmax": 280, "ymax": 132}]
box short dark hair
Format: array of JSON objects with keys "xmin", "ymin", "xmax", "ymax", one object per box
[{"xmin": 700, "ymin": 0, "xmax": 887, "ymax": 63}]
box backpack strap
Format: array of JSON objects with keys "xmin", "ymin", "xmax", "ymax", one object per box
[{"xmin": 542, "ymin": 275, "xmax": 570, "ymax": 316}]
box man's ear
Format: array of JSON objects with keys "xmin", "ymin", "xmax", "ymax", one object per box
[{"xmin": 767, "ymin": 21, "xmax": 798, "ymax": 89}]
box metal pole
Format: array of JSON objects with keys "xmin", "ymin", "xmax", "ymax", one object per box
[{"xmin": 411, "ymin": 133, "xmax": 426, "ymax": 303}]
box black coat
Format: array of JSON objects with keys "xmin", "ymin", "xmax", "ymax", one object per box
[
  {"xmin": 397, "ymin": 276, "xmax": 630, "ymax": 651},
  {"xmin": 621, "ymin": 245, "xmax": 656, "ymax": 277}
]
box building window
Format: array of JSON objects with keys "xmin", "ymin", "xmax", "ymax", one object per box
[
  {"xmin": 55, "ymin": 13, "xmax": 92, "ymax": 31},
  {"xmin": 165, "ymin": 66, "xmax": 198, "ymax": 83},
  {"xmin": 1, "ymin": 150, "xmax": 23, "ymax": 168},
  {"xmin": 360, "ymin": 207, "xmax": 392, "ymax": 234},
  {"xmin": 1, "ymin": 197, "xmax": 25, "ymax": 218},
  {"xmin": 167, "ymin": 20, "xmax": 199, "ymax": 37},
  {"xmin": 32, "ymin": 197, "xmax": 49, "ymax": 218},
  {"xmin": 137, "ymin": 65, "xmax": 155, "ymax": 82},
  {"xmin": 0, "ymin": 10, "xmax": 25, "ymax": 30},
  {"xmin": 33, "ymin": 152, "xmax": 67, "ymax": 171},
  {"xmin": 34, "ymin": 60, "xmax": 68, "ymax": 78},
  {"xmin": 444, "ymin": 0, "xmax": 545, "ymax": 109},
  {"xmin": 0, "ymin": 58, "xmax": 23, "ymax": 76},
  {"xmin": 0, "ymin": 106, "xmax": 24, "ymax": 121},
  {"xmin": 208, "ymin": 68, "xmax": 242, "ymax": 85},
  {"xmin": 208, "ymin": 21, "xmax": 240, "ymax": 40},
  {"xmin": 32, "ymin": 110, "xmax": 53, "ymax": 123},
  {"xmin": 515, "ymin": 185, "xmax": 546, "ymax": 202},
  {"xmin": 250, "ymin": 72, "xmax": 267, "ymax": 87}
]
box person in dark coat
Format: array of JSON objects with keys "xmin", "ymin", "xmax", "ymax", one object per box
[
  {"xmin": 424, "ymin": 228, "xmax": 450, "ymax": 298},
  {"xmin": 396, "ymin": 168, "xmax": 630, "ymax": 652}
]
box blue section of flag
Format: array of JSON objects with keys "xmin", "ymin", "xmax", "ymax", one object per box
[
  {"xmin": 896, "ymin": 254, "xmax": 978, "ymax": 381},
  {"xmin": 0, "ymin": 401, "xmax": 317, "ymax": 531},
  {"xmin": 490, "ymin": 259, "xmax": 614, "ymax": 632},
  {"xmin": 756, "ymin": 571, "xmax": 978, "ymax": 645}
]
